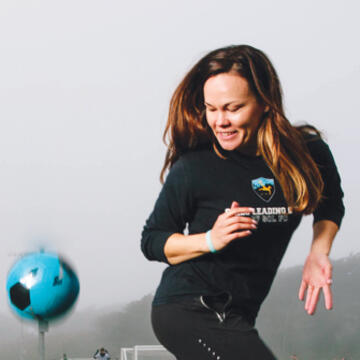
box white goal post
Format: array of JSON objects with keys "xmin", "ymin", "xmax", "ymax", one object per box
[{"xmin": 120, "ymin": 345, "xmax": 175, "ymax": 360}]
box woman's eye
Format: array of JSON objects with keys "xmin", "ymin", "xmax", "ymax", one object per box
[
  {"xmin": 206, "ymin": 107, "xmax": 216, "ymax": 112},
  {"xmin": 228, "ymin": 106, "xmax": 241, "ymax": 112}
]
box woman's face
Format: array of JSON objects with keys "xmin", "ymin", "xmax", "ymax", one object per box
[{"xmin": 203, "ymin": 72, "xmax": 267, "ymax": 153}]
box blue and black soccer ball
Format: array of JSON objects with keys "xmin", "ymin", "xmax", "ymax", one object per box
[{"xmin": 6, "ymin": 252, "xmax": 80, "ymax": 321}]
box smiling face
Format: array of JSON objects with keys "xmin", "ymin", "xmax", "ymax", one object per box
[{"xmin": 204, "ymin": 72, "xmax": 266, "ymax": 153}]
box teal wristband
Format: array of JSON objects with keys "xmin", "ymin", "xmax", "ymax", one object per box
[{"xmin": 206, "ymin": 230, "xmax": 216, "ymax": 253}]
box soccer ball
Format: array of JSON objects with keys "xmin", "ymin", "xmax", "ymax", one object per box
[{"xmin": 6, "ymin": 252, "xmax": 80, "ymax": 321}]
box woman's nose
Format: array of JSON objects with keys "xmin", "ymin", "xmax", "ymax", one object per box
[{"xmin": 216, "ymin": 111, "xmax": 230, "ymax": 126}]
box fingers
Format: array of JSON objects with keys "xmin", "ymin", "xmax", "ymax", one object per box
[
  {"xmin": 299, "ymin": 253, "xmax": 334, "ymax": 315},
  {"xmin": 228, "ymin": 230, "xmax": 252, "ymax": 241},
  {"xmin": 230, "ymin": 201, "xmax": 240, "ymax": 209},
  {"xmin": 322, "ymin": 258, "xmax": 333, "ymax": 310},
  {"xmin": 323, "ymin": 284, "xmax": 333, "ymax": 310},
  {"xmin": 306, "ymin": 287, "xmax": 320, "ymax": 315},
  {"xmin": 225, "ymin": 206, "xmax": 257, "ymax": 241},
  {"xmin": 214, "ymin": 229, "xmax": 252, "ymax": 249},
  {"xmin": 225, "ymin": 220, "xmax": 254, "ymax": 243},
  {"xmin": 304, "ymin": 285, "xmax": 313, "ymax": 311},
  {"xmin": 224, "ymin": 216, "xmax": 258, "ymax": 226},
  {"xmin": 223, "ymin": 206, "xmax": 257, "ymax": 227},
  {"xmin": 298, "ymin": 280, "xmax": 307, "ymax": 301},
  {"xmin": 224, "ymin": 207, "xmax": 255, "ymax": 218},
  {"xmin": 224, "ymin": 209, "xmax": 257, "ymax": 225},
  {"xmin": 301, "ymin": 283, "xmax": 333, "ymax": 315},
  {"xmin": 227, "ymin": 222, "xmax": 256, "ymax": 234},
  {"xmin": 212, "ymin": 204, "xmax": 256, "ymax": 249}
]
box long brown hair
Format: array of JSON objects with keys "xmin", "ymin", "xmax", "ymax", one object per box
[{"xmin": 161, "ymin": 45, "xmax": 323, "ymax": 214}]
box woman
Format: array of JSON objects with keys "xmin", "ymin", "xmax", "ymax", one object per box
[{"xmin": 141, "ymin": 45, "xmax": 344, "ymax": 360}]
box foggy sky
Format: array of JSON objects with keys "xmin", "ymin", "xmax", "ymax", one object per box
[{"xmin": 0, "ymin": 0, "xmax": 358, "ymax": 318}]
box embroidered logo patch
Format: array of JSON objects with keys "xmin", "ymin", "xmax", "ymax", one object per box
[{"xmin": 251, "ymin": 177, "xmax": 275, "ymax": 202}]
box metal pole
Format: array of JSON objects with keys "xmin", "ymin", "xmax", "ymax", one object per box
[{"xmin": 38, "ymin": 319, "xmax": 48, "ymax": 360}]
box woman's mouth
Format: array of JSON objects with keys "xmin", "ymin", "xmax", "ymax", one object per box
[{"xmin": 217, "ymin": 131, "xmax": 237, "ymax": 140}]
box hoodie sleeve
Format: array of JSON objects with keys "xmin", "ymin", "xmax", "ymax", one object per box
[
  {"xmin": 307, "ymin": 138, "xmax": 345, "ymax": 227},
  {"xmin": 141, "ymin": 157, "xmax": 194, "ymax": 263}
]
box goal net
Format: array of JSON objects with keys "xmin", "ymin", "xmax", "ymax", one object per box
[{"xmin": 120, "ymin": 345, "xmax": 175, "ymax": 360}]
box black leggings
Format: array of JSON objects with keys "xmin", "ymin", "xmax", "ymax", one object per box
[{"xmin": 151, "ymin": 296, "xmax": 277, "ymax": 360}]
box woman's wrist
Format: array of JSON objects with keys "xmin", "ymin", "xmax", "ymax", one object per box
[
  {"xmin": 164, "ymin": 232, "xmax": 214, "ymax": 265},
  {"xmin": 311, "ymin": 220, "xmax": 339, "ymax": 256},
  {"xmin": 206, "ymin": 230, "xmax": 217, "ymax": 253}
]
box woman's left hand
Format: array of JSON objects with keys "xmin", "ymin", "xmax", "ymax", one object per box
[{"xmin": 298, "ymin": 251, "xmax": 333, "ymax": 315}]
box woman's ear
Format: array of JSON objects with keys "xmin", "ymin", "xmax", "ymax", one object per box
[{"xmin": 264, "ymin": 105, "xmax": 270, "ymax": 113}]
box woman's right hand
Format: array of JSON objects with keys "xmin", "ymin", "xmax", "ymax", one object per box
[
  {"xmin": 164, "ymin": 201, "xmax": 257, "ymax": 264},
  {"xmin": 210, "ymin": 201, "xmax": 257, "ymax": 251}
]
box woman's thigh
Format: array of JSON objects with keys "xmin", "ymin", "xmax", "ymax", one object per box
[{"xmin": 151, "ymin": 302, "xmax": 277, "ymax": 360}]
